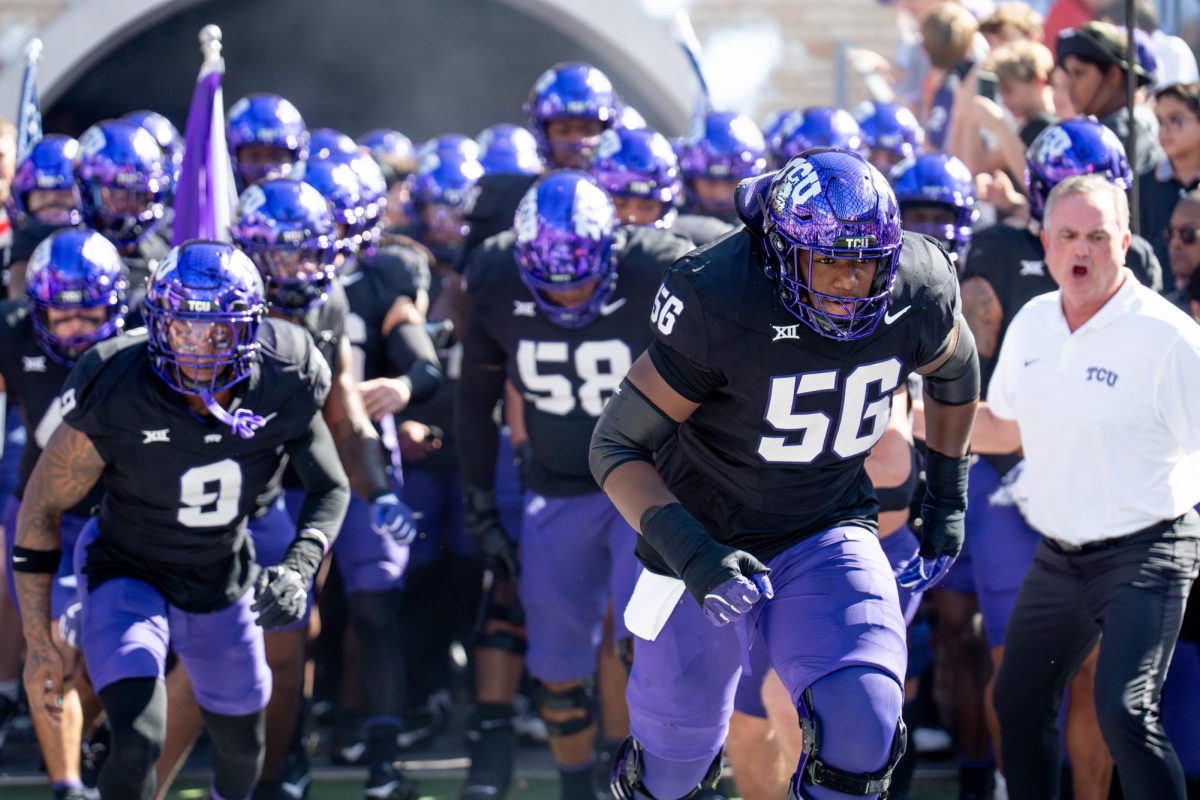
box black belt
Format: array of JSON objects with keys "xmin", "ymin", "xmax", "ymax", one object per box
[{"xmin": 1043, "ymin": 514, "xmax": 1188, "ymax": 555}]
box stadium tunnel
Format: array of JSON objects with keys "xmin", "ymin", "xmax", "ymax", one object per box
[{"xmin": 0, "ymin": 0, "xmax": 695, "ymax": 142}]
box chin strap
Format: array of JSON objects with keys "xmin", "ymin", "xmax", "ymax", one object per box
[{"xmin": 200, "ymin": 391, "xmax": 265, "ymax": 439}]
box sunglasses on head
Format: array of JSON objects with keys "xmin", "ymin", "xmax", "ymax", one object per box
[{"xmin": 1164, "ymin": 226, "xmax": 1200, "ymax": 245}]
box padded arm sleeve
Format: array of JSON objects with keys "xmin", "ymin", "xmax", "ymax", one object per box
[
  {"xmin": 922, "ymin": 318, "xmax": 981, "ymax": 406},
  {"xmin": 588, "ymin": 379, "xmax": 680, "ymax": 488}
]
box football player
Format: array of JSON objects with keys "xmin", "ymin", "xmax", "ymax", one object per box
[
  {"xmin": 244, "ymin": 168, "xmax": 421, "ymax": 800},
  {"xmin": 769, "ymin": 108, "xmax": 866, "ymax": 167},
  {"xmin": 457, "ymin": 62, "xmax": 622, "ymax": 268},
  {"xmin": 0, "ymin": 229, "xmax": 128, "ymax": 800},
  {"xmin": 5, "ymin": 135, "xmax": 83, "ymax": 297},
  {"xmin": 457, "ymin": 172, "xmax": 692, "ymax": 799},
  {"xmin": 13, "ymin": 241, "xmax": 350, "ymax": 800},
  {"xmin": 890, "ymin": 152, "xmax": 978, "ymax": 264},
  {"xmin": 855, "ymin": 102, "xmax": 925, "ymax": 175},
  {"xmin": 75, "ymin": 120, "xmax": 173, "ymax": 302},
  {"xmin": 590, "ymin": 149, "xmax": 979, "ymax": 800},
  {"xmin": 226, "ymin": 94, "xmax": 310, "ymax": 188},
  {"xmin": 677, "ymin": 111, "xmax": 769, "ymax": 225}
]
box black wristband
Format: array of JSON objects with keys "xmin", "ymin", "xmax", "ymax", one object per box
[
  {"xmin": 280, "ymin": 529, "xmax": 327, "ymax": 583},
  {"xmin": 924, "ymin": 449, "xmax": 970, "ymax": 511},
  {"xmin": 12, "ymin": 545, "xmax": 63, "ymax": 574},
  {"xmin": 639, "ymin": 503, "xmax": 712, "ymax": 579}
]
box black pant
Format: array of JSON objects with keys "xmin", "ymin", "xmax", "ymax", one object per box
[{"xmin": 994, "ymin": 513, "xmax": 1200, "ymax": 800}]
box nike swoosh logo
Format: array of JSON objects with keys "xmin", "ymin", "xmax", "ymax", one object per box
[
  {"xmin": 598, "ymin": 298, "xmax": 626, "ymax": 316},
  {"xmin": 883, "ymin": 306, "xmax": 911, "ymax": 325},
  {"xmin": 12, "ymin": 556, "xmax": 26, "ymax": 563}
]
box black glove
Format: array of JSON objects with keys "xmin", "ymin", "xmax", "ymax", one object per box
[
  {"xmin": 918, "ymin": 449, "xmax": 970, "ymax": 559},
  {"xmin": 464, "ymin": 484, "xmax": 519, "ymax": 581},
  {"xmin": 640, "ymin": 503, "xmax": 772, "ymax": 608},
  {"xmin": 252, "ymin": 565, "xmax": 308, "ymax": 629}
]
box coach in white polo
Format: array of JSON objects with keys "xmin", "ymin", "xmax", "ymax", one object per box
[{"xmin": 968, "ymin": 173, "xmax": 1200, "ymax": 800}]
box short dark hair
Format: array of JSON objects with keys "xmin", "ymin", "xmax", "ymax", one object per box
[{"xmin": 1156, "ymin": 83, "xmax": 1200, "ymax": 119}]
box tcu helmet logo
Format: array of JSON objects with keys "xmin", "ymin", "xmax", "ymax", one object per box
[
  {"xmin": 514, "ymin": 192, "xmax": 539, "ymax": 243},
  {"xmin": 1034, "ymin": 126, "xmax": 1073, "ymax": 163},
  {"xmin": 571, "ymin": 182, "xmax": 615, "ymax": 241},
  {"xmin": 594, "ymin": 129, "xmax": 622, "ymax": 161},
  {"xmin": 78, "ymin": 126, "xmax": 107, "ymax": 159},
  {"xmin": 238, "ymin": 184, "xmax": 267, "ymax": 216},
  {"xmin": 772, "ymin": 159, "xmax": 823, "ymax": 215}
]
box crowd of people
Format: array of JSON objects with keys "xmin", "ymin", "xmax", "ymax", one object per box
[{"xmin": 0, "ymin": 1, "xmax": 1198, "ymax": 800}]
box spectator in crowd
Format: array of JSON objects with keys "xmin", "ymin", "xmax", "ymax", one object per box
[
  {"xmin": 1163, "ymin": 189, "xmax": 1200, "ymax": 311},
  {"xmin": 923, "ymin": 1, "xmax": 989, "ymax": 150},
  {"xmin": 1142, "ymin": 82, "xmax": 1200, "ymax": 279},
  {"xmin": 1189, "ymin": 259, "xmax": 1200, "ymax": 322},
  {"xmin": 980, "ymin": 2, "xmax": 1045, "ymax": 49},
  {"xmin": 1096, "ymin": 0, "xmax": 1199, "ymax": 89},
  {"xmin": 1056, "ymin": 20, "xmax": 1164, "ymax": 173}
]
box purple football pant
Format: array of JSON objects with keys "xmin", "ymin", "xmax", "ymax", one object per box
[
  {"xmin": 248, "ymin": 495, "xmax": 312, "ymax": 632},
  {"xmin": 73, "ymin": 519, "xmax": 270, "ymax": 715},
  {"xmin": 494, "ymin": 431, "xmax": 523, "ymax": 542},
  {"xmin": 629, "ymin": 526, "xmax": 906, "ymax": 772},
  {"xmin": 403, "ymin": 468, "xmax": 470, "ymax": 570},
  {"xmin": 732, "ymin": 526, "xmax": 922, "ymax": 718},
  {"xmin": 518, "ymin": 491, "xmax": 640, "ymax": 683},
  {"xmin": 4, "ymin": 495, "xmax": 89, "ymax": 618},
  {"xmin": 1162, "ymin": 640, "xmax": 1200, "ymax": 778},
  {"xmin": 965, "ymin": 459, "xmax": 1040, "ymax": 646},
  {"xmin": 284, "ymin": 486, "xmax": 408, "ymax": 595}
]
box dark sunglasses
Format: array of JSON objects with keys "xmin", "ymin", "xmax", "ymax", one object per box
[{"xmin": 1164, "ymin": 226, "xmax": 1200, "ymax": 245}]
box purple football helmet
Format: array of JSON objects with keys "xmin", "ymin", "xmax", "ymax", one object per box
[
  {"xmin": 477, "ymin": 124, "xmax": 543, "ymax": 177},
  {"xmin": 358, "ymin": 129, "xmax": 417, "ymax": 176},
  {"xmin": 760, "ymin": 109, "xmax": 797, "ymax": 146},
  {"xmin": 890, "ymin": 153, "xmax": 977, "ymax": 256},
  {"xmin": 617, "ymin": 105, "xmax": 647, "ymax": 131},
  {"xmin": 1025, "ymin": 118, "xmax": 1132, "ymax": 221},
  {"xmin": 417, "ymin": 134, "xmax": 482, "ymax": 164},
  {"xmin": 25, "ymin": 227, "xmax": 129, "ymax": 365},
  {"xmin": 761, "ymin": 150, "xmax": 903, "ymax": 341},
  {"xmin": 856, "ymin": 102, "xmax": 924, "ymax": 169},
  {"xmin": 226, "ymin": 94, "xmax": 309, "ymax": 185},
  {"xmin": 309, "ymin": 127, "xmax": 358, "ymax": 161},
  {"xmin": 319, "ymin": 150, "xmax": 390, "ymax": 248},
  {"xmin": 588, "ymin": 128, "xmax": 682, "ymax": 228},
  {"xmin": 410, "ymin": 153, "xmax": 484, "ymax": 263},
  {"xmin": 770, "ymin": 107, "xmax": 866, "ymax": 166},
  {"xmin": 75, "ymin": 120, "xmax": 171, "ymax": 249},
  {"xmin": 297, "ymin": 157, "xmax": 364, "ymax": 257},
  {"xmin": 9, "ymin": 134, "xmax": 82, "ymax": 227},
  {"xmin": 679, "ymin": 112, "xmax": 768, "ymax": 219},
  {"xmin": 524, "ymin": 62, "xmax": 621, "ymax": 165},
  {"xmin": 513, "ymin": 171, "xmax": 618, "ymax": 329},
  {"xmin": 145, "ymin": 240, "xmax": 265, "ymax": 400},
  {"xmin": 123, "ymin": 110, "xmax": 183, "ymax": 186},
  {"xmin": 233, "ymin": 179, "xmax": 338, "ymax": 315}
]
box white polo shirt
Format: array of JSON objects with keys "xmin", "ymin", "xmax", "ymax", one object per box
[{"xmin": 988, "ymin": 270, "xmax": 1200, "ymax": 545}]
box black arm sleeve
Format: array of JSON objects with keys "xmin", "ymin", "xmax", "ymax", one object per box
[
  {"xmin": 922, "ymin": 319, "xmax": 981, "ymax": 406},
  {"xmin": 284, "ymin": 410, "xmax": 351, "ymax": 569},
  {"xmin": 454, "ymin": 323, "xmax": 507, "ymax": 490},
  {"xmin": 386, "ymin": 322, "xmax": 443, "ymax": 404},
  {"xmin": 589, "ymin": 380, "xmax": 680, "ymax": 488}
]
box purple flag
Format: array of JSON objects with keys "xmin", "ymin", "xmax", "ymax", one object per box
[{"xmin": 173, "ymin": 25, "xmax": 237, "ymax": 246}]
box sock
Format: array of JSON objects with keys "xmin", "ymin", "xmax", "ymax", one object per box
[{"xmin": 559, "ymin": 760, "xmax": 597, "ymax": 800}]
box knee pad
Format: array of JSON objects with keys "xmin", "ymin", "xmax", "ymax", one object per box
[
  {"xmin": 610, "ymin": 736, "xmax": 723, "ymax": 800},
  {"xmin": 791, "ymin": 687, "xmax": 907, "ymax": 798},
  {"xmin": 533, "ymin": 679, "xmax": 595, "ymax": 738},
  {"xmin": 475, "ymin": 581, "xmax": 527, "ymax": 656}
]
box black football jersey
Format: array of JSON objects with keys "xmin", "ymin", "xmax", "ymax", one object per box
[
  {"xmin": 63, "ymin": 318, "xmax": 331, "ymax": 612},
  {"xmin": 0, "ymin": 302, "xmax": 105, "ymax": 516},
  {"xmin": 457, "ymin": 172, "xmax": 540, "ymax": 271},
  {"xmin": 342, "ymin": 242, "xmax": 431, "ymax": 383},
  {"xmin": 464, "ymin": 226, "xmax": 694, "ymax": 496},
  {"xmin": 960, "ymin": 224, "xmax": 1162, "ymax": 391},
  {"xmin": 642, "ymin": 230, "xmax": 960, "ymax": 569}
]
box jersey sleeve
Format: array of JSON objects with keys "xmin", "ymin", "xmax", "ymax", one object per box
[
  {"xmin": 59, "ymin": 345, "xmax": 118, "ymax": 460},
  {"xmin": 646, "ymin": 263, "xmax": 725, "ymax": 402},
  {"xmin": 910, "ymin": 241, "xmax": 962, "ymax": 369}
]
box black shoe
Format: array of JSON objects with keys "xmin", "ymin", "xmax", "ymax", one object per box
[
  {"xmin": 397, "ymin": 708, "xmax": 436, "ymax": 751},
  {"xmin": 80, "ymin": 722, "xmax": 110, "ymax": 799},
  {"xmin": 53, "ymin": 787, "xmax": 90, "ymax": 800},
  {"xmin": 959, "ymin": 763, "xmax": 995, "ymax": 800},
  {"xmin": 364, "ymin": 762, "xmax": 417, "ymax": 799},
  {"xmin": 253, "ymin": 781, "xmax": 302, "ymax": 800},
  {"xmin": 277, "ymin": 745, "xmax": 312, "ymax": 799},
  {"xmin": 462, "ymin": 709, "xmax": 516, "ymax": 799},
  {"xmin": 331, "ymin": 713, "xmax": 367, "ymax": 766}
]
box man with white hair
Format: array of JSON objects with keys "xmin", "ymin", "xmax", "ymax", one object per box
[{"xmin": 970, "ymin": 173, "xmax": 1200, "ymax": 800}]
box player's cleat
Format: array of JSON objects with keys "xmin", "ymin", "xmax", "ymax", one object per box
[
  {"xmin": 512, "ymin": 693, "xmax": 548, "ymax": 744},
  {"xmin": 80, "ymin": 722, "xmax": 110, "ymax": 799},
  {"xmin": 253, "ymin": 781, "xmax": 303, "ymax": 800},
  {"xmin": 53, "ymin": 787, "xmax": 90, "ymax": 800},
  {"xmin": 276, "ymin": 745, "xmax": 313, "ymax": 799},
  {"xmin": 462, "ymin": 711, "xmax": 517, "ymax": 799},
  {"xmin": 364, "ymin": 762, "xmax": 417, "ymax": 799},
  {"xmin": 331, "ymin": 712, "xmax": 367, "ymax": 765}
]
